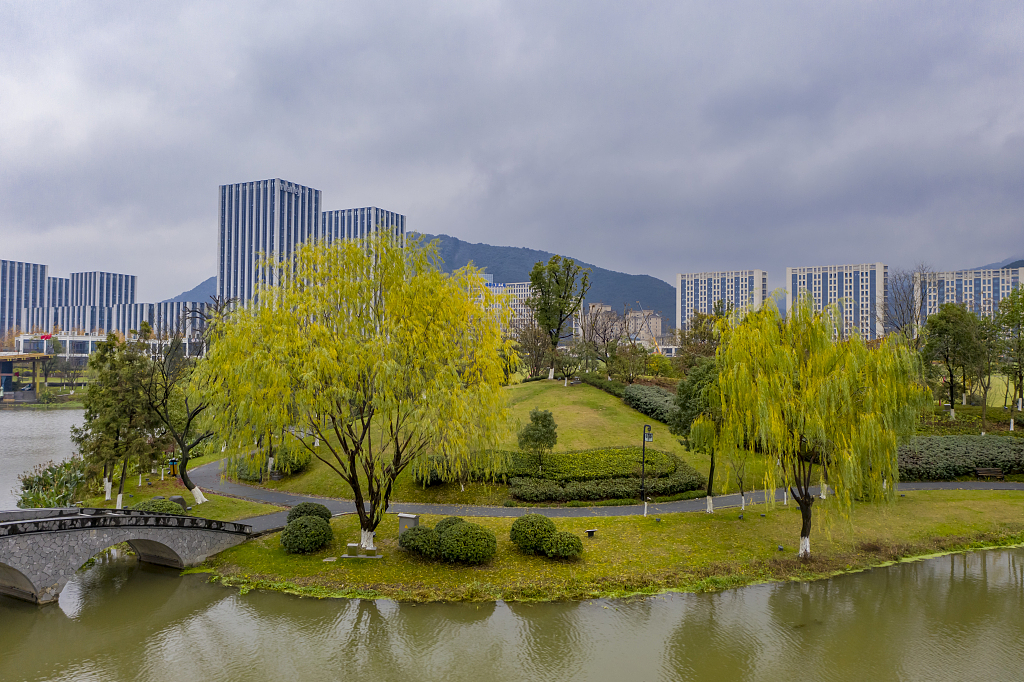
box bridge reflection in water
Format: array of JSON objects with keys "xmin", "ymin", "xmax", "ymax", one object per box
[{"xmin": 0, "ymin": 508, "xmax": 251, "ymax": 604}]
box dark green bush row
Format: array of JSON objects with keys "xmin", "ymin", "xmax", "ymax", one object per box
[
  {"xmin": 509, "ymin": 457, "xmax": 706, "ymax": 502},
  {"xmin": 579, "ymin": 372, "xmax": 626, "ymax": 398},
  {"xmin": 898, "ymin": 436, "xmax": 1024, "ymax": 481},
  {"xmin": 281, "ymin": 516, "xmax": 333, "ymax": 553},
  {"xmin": 131, "ymin": 498, "xmax": 187, "ymax": 515},
  {"xmin": 399, "ymin": 517, "xmax": 497, "ymax": 565},
  {"xmin": 543, "ymin": 531, "xmax": 584, "ymax": 559},
  {"xmin": 287, "ymin": 502, "xmax": 331, "ymax": 524},
  {"xmin": 623, "ymin": 384, "xmax": 677, "ymax": 424},
  {"xmin": 414, "ymin": 447, "xmax": 677, "ymax": 487}
]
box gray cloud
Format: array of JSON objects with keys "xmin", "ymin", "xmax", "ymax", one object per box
[{"xmin": 1, "ymin": 1, "xmax": 1022, "ymax": 302}]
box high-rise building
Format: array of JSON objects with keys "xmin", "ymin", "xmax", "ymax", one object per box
[
  {"xmin": 1, "ymin": 259, "xmax": 49, "ymax": 337},
  {"xmin": 217, "ymin": 178, "xmax": 323, "ymax": 303},
  {"xmin": 676, "ymin": 270, "xmax": 767, "ymax": 331},
  {"xmin": 321, "ymin": 207, "xmax": 406, "ymax": 245},
  {"xmin": 785, "ymin": 263, "xmax": 887, "ymax": 339},
  {"xmin": 69, "ymin": 271, "xmax": 136, "ymax": 307},
  {"xmin": 915, "ymin": 267, "xmax": 1024, "ymax": 324}
]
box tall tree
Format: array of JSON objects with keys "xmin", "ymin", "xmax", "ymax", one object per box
[
  {"xmin": 71, "ymin": 333, "xmax": 162, "ymax": 507},
  {"xmin": 201, "ymin": 235, "xmax": 512, "ymax": 549},
  {"xmin": 923, "ymin": 303, "xmax": 981, "ymax": 419},
  {"xmin": 887, "ymin": 262, "xmax": 932, "ymax": 349},
  {"xmin": 970, "ymin": 316, "xmax": 1001, "ymax": 431},
  {"xmin": 670, "ymin": 356, "xmax": 719, "ymax": 506},
  {"xmin": 527, "ymin": 255, "xmax": 592, "ymax": 355},
  {"xmin": 693, "ymin": 295, "xmax": 928, "ymax": 558},
  {"xmin": 516, "ymin": 324, "xmax": 550, "ymax": 379},
  {"xmin": 999, "ymin": 288, "xmax": 1024, "ymax": 430}
]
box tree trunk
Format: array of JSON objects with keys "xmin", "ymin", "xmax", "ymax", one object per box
[
  {"xmin": 705, "ymin": 495, "xmax": 713, "ymax": 513},
  {"xmin": 796, "ymin": 491, "xmax": 814, "ymax": 558},
  {"xmin": 706, "ymin": 453, "xmax": 715, "ymax": 498}
]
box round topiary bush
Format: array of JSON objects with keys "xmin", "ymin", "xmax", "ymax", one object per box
[
  {"xmin": 434, "ymin": 516, "xmax": 466, "ymax": 537},
  {"xmin": 438, "ymin": 522, "xmax": 497, "ymax": 565},
  {"xmin": 509, "ymin": 513, "xmax": 556, "ymax": 554},
  {"xmin": 280, "ymin": 516, "xmax": 333, "ymax": 554},
  {"xmin": 287, "ymin": 502, "xmax": 332, "ymax": 524},
  {"xmin": 398, "ymin": 526, "xmax": 440, "ymax": 559},
  {"xmin": 131, "ymin": 498, "xmax": 187, "ymax": 515},
  {"xmin": 542, "ymin": 531, "xmax": 584, "ymax": 560}
]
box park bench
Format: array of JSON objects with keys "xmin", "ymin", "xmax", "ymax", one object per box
[{"xmin": 975, "ymin": 467, "xmax": 1005, "ymax": 481}]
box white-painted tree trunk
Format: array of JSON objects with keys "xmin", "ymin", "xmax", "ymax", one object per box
[
  {"xmin": 360, "ymin": 529, "xmax": 376, "ymax": 550},
  {"xmin": 882, "ymin": 478, "xmax": 887, "ymax": 491},
  {"xmin": 104, "ymin": 479, "xmax": 112, "ymax": 501},
  {"xmin": 138, "ymin": 474, "xmax": 142, "ymax": 487},
  {"xmin": 1011, "ymin": 419, "xmax": 1015, "ymax": 432},
  {"xmin": 963, "ymin": 393, "xmax": 967, "ymax": 405},
  {"xmin": 820, "ymin": 485, "xmax": 827, "ymax": 500},
  {"xmin": 268, "ymin": 457, "xmax": 275, "ymax": 472},
  {"xmin": 564, "ymin": 377, "xmax": 568, "ymax": 387},
  {"xmin": 741, "ymin": 495, "xmax": 746, "ymax": 510},
  {"xmin": 548, "ymin": 368, "xmax": 555, "ymax": 380},
  {"xmin": 192, "ymin": 487, "xmax": 208, "ymax": 504},
  {"xmin": 161, "ymin": 468, "xmax": 164, "ymax": 481},
  {"xmin": 115, "ymin": 493, "xmax": 122, "ymax": 510},
  {"xmin": 706, "ymin": 495, "xmax": 714, "ymax": 513},
  {"xmin": 950, "ymin": 407, "xmax": 955, "ymax": 421},
  {"xmin": 783, "ymin": 489, "xmax": 788, "ymax": 505},
  {"xmin": 799, "ymin": 536, "xmax": 811, "ymax": 558}
]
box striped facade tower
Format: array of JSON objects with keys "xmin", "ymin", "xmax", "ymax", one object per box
[
  {"xmin": 915, "ymin": 267, "xmax": 1024, "ymax": 324},
  {"xmin": 321, "ymin": 207, "xmax": 406, "ymax": 246},
  {"xmin": 1, "ymin": 260, "xmax": 49, "ymax": 337},
  {"xmin": 217, "ymin": 179, "xmax": 322, "ymax": 304}
]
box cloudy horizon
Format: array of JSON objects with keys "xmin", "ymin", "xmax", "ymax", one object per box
[{"xmin": 2, "ymin": 1, "xmax": 1022, "ymax": 302}]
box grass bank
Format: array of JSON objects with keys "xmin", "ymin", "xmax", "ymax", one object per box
[
  {"xmin": 257, "ymin": 381, "xmax": 763, "ymax": 504},
  {"xmin": 203, "ymin": 489, "xmax": 1024, "ymax": 602},
  {"xmin": 80, "ymin": 477, "xmax": 283, "ymax": 522}
]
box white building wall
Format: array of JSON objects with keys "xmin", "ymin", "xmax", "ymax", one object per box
[
  {"xmin": 675, "ymin": 270, "xmax": 767, "ymax": 331},
  {"xmin": 914, "ymin": 267, "xmax": 1024, "ymax": 324},
  {"xmin": 785, "ymin": 262, "xmax": 887, "ymax": 340}
]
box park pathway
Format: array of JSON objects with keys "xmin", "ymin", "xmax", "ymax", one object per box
[{"xmin": 190, "ymin": 459, "xmax": 1024, "ymax": 534}]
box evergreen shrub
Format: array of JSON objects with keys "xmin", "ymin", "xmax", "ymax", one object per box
[
  {"xmin": 509, "ymin": 513, "xmax": 556, "ymax": 554},
  {"xmin": 398, "ymin": 526, "xmax": 440, "ymax": 559},
  {"xmin": 623, "ymin": 384, "xmax": 678, "ymax": 424},
  {"xmin": 579, "ymin": 372, "xmax": 626, "ymax": 398},
  {"xmin": 131, "ymin": 498, "xmax": 187, "ymax": 515},
  {"xmin": 287, "ymin": 502, "xmax": 332, "ymax": 524},
  {"xmin": 509, "ymin": 457, "xmax": 706, "ymax": 502},
  {"xmin": 438, "ymin": 522, "xmax": 497, "ymax": 565},
  {"xmin": 280, "ymin": 516, "xmax": 333, "ymax": 553},
  {"xmin": 542, "ymin": 531, "xmax": 584, "ymax": 560},
  {"xmin": 898, "ymin": 436, "xmax": 1024, "ymax": 481},
  {"xmin": 435, "ymin": 516, "xmax": 466, "ymax": 536}
]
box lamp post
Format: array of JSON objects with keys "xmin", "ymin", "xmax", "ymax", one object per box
[{"xmin": 641, "ymin": 424, "xmax": 652, "ymax": 515}]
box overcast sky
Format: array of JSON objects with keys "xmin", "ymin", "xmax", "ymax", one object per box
[{"xmin": 1, "ymin": 1, "xmax": 1022, "ymax": 301}]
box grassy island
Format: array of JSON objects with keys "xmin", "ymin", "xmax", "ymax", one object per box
[{"xmin": 202, "ymin": 489, "xmax": 1024, "ymax": 602}]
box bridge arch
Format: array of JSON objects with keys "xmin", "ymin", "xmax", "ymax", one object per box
[{"xmin": 0, "ymin": 560, "xmax": 39, "ymax": 602}]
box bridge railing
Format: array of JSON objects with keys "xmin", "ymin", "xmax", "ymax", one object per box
[{"xmin": 0, "ymin": 509, "xmax": 252, "ymax": 537}]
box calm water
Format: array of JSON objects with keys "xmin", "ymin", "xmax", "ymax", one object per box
[
  {"xmin": 1, "ymin": 548, "xmax": 1023, "ymax": 681},
  {"xmin": 0, "ymin": 409, "xmax": 83, "ymax": 509}
]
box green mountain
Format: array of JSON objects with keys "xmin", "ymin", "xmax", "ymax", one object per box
[
  {"xmin": 417, "ymin": 233, "xmax": 676, "ymax": 322},
  {"xmin": 164, "ymin": 236, "xmax": 678, "ymax": 325}
]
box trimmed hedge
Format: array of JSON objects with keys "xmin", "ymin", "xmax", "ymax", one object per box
[
  {"xmin": 542, "ymin": 531, "xmax": 584, "ymax": 560},
  {"xmin": 435, "ymin": 516, "xmax": 466, "ymax": 536},
  {"xmin": 623, "ymin": 384, "xmax": 678, "ymax": 424},
  {"xmin": 509, "ymin": 514, "xmax": 556, "ymax": 554},
  {"xmin": 287, "ymin": 502, "xmax": 332, "ymax": 524},
  {"xmin": 509, "ymin": 456, "xmax": 706, "ymax": 502},
  {"xmin": 898, "ymin": 436, "xmax": 1024, "ymax": 481},
  {"xmin": 579, "ymin": 372, "xmax": 626, "ymax": 398},
  {"xmin": 399, "ymin": 525, "xmax": 441, "ymax": 559},
  {"xmin": 280, "ymin": 516, "xmax": 333, "ymax": 553},
  {"xmin": 131, "ymin": 498, "xmax": 187, "ymax": 515},
  {"xmin": 438, "ymin": 522, "xmax": 497, "ymax": 565}
]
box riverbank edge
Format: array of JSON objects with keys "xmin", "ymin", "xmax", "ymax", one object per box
[{"xmin": 191, "ymin": 528, "xmax": 1024, "ymax": 604}]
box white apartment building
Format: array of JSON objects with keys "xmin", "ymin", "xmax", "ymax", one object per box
[
  {"xmin": 786, "ymin": 263, "xmax": 887, "ymax": 340},
  {"xmin": 485, "ymin": 281, "xmax": 535, "ymax": 332},
  {"xmin": 914, "ymin": 267, "xmax": 1024, "ymax": 323},
  {"xmin": 676, "ymin": 270, "xmax": 767, "ymax": 331}
]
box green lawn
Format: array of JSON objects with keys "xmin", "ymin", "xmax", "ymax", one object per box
[
  {"xmin": 257, "ymin": 381, "xmax": 768, "ymax": 503},
  {"xmin": 80, "ymin": 477, "xmax": 284, "ymax": 522},
  {"xmin": 205, "ymin": 489, "xmax": 1024, "ymax": 602}
]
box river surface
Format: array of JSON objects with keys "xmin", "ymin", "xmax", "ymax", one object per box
[
  {"xmin": 2, "ymin": 547, "xmax": 1023, "ymax": 681},
  {"xmin": 0, "ymin": 409, "xmax": 83, "ymax": 509}
]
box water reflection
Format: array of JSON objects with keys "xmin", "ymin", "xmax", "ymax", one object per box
[
  {"xmin": 1, "ymin": 548, "xmax": 1023, "ymax": 681},
  {"xmin": 0, "ymin": 409, "xmax": 83, "ymax": 509}
]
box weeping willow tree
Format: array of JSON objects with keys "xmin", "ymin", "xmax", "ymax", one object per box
[
  {"xmin": 201, "ymin": 233, "xmax": 514, "ymax": 548},
  {"xmin": 692, "ymin": 293, "xmax": 928, "ymax": 558}
]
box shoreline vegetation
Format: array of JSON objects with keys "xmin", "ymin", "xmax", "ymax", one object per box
[{"xmin": 200, "ymin": 489, "xmax": 1024, "ymax": 603}]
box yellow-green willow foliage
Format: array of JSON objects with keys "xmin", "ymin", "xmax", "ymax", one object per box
[
  {"xmin": 200, "ymin": 234, "xmax": 515, "ymax": 544},
  {"xmin": 692, "ymin": 293, "xmax": 929, "ymax": 556}
]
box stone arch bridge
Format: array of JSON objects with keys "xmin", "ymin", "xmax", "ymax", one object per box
[{"xmin": 0, "ymin": 508, "xmax": 252, "ymax": 604}]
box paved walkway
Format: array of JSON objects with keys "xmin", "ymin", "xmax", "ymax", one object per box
[{"xmin": 190, "ymin": 459, "xmax": 1024, "ymax": 534}]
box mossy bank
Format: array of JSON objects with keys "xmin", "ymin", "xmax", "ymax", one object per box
[{"xmin": 201, "ymin": 489, "xmax": 1024, "ymax": 602}]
